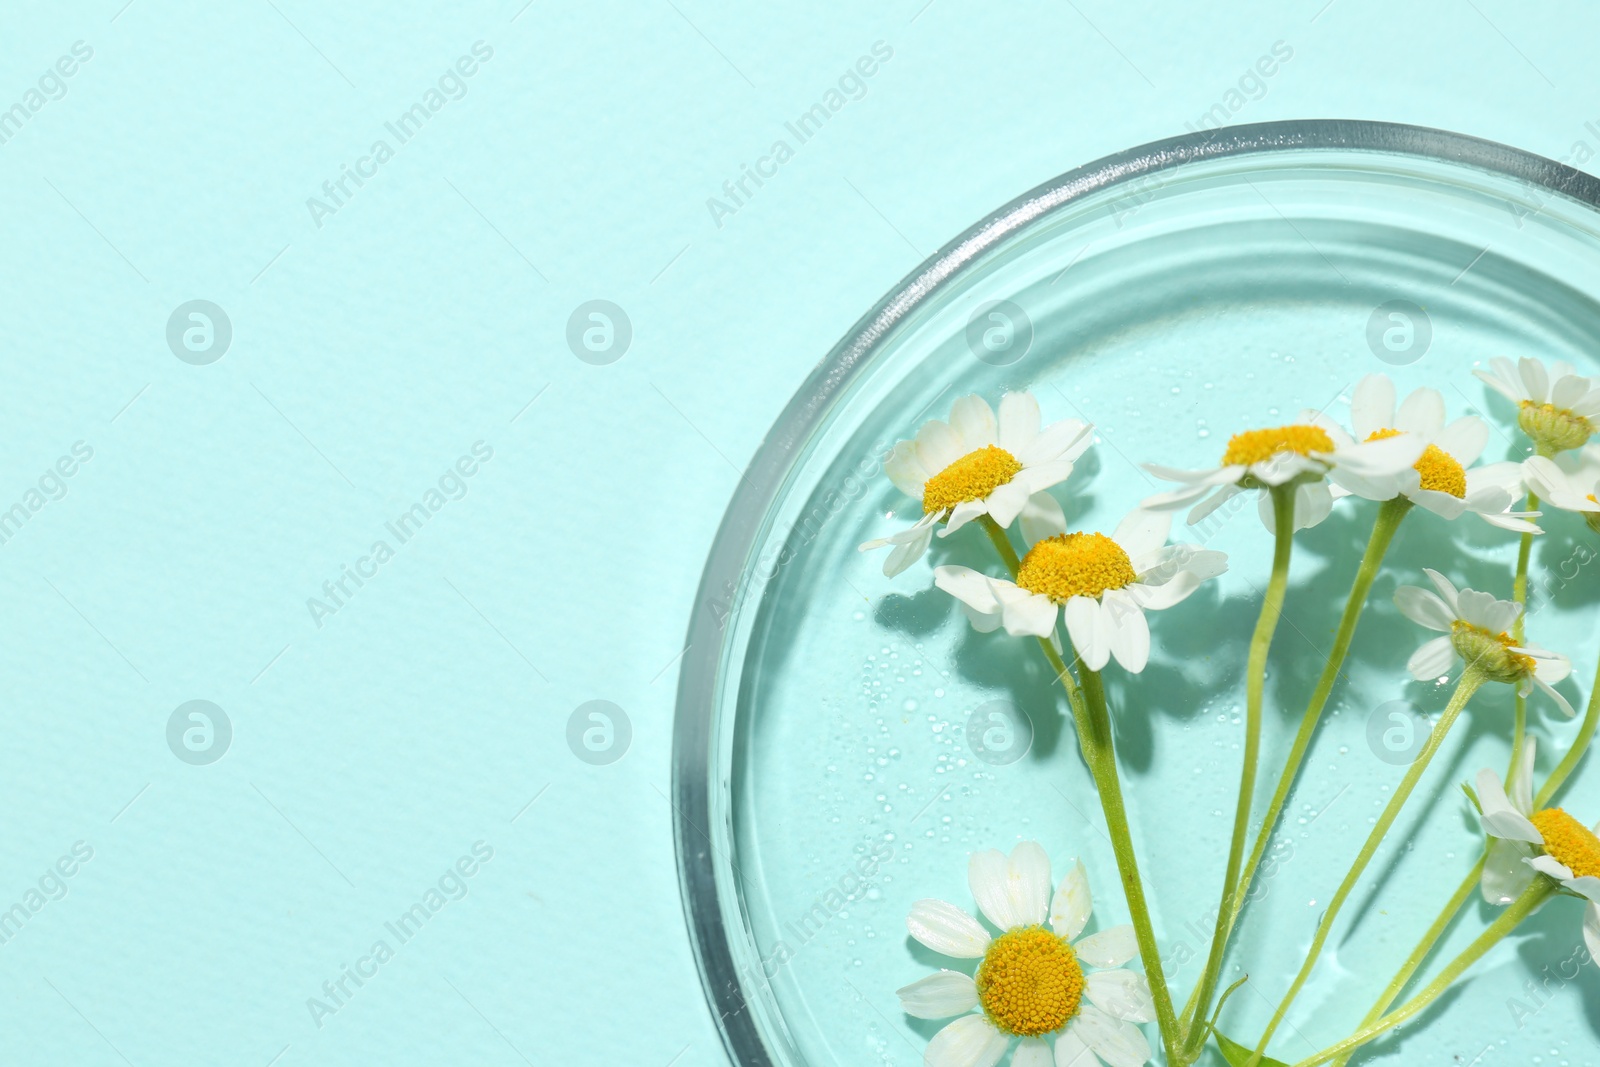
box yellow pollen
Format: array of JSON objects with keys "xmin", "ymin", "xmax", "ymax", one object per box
[
  {"xmin": 1365, "ymin": 429, "xmax": 1466, "ymax": 497},
  {"xmin": 975, "ymin": 926, "xmax": 1084, "ymax": 1037},
  {"xmin": 1530, "ymin": 808, "xmax": 1600, "ymax": 880},
  {"xmin": 1221, "ymin": 424, "xmax": 1335, "ymax": 467},
  {"xmin": 922, "ymin": 445, "xmax": 1023, "ymax": 515},
  {"xmin": 1016, "ymin": 533, "xmax": 1138, "ymax": 602}
]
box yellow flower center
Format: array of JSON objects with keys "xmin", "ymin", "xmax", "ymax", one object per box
[
  {"xmin": 1449, "ymin": 620, "xmax": 1537, "ymax": 684},
  {"xmin": 975, "ymin": 925, "xmax": 1084, "ymax": 1037},
  {"xmin": 1016, "ymin": 532, "xmax": 1138, "ymax": 602},
  {"xmin": 1221, "ymin": 424, "xmax": 1335, "ymax": 467},
  {"xmin": 1530, "ymin": 808, "xmax": 1600, "ymax": 880},
  {"xmin": 1518, "ymin": 401, "xmax": 1593, "ymax": 453},
  {"xmin": 922, "ymin": 445, "xmax": 1023, "ymax": 515},
  {"xmin": 1365, "ymin": 429, "xmax": 1466, "ymax": 498}
]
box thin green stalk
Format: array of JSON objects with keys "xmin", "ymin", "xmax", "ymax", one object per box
[
  {"xmin": 1245, "ymin": 668, "xmax": 1487, "ymax": 1067},
  {"xmin": 1181, "ymin": 483, "xmax": 1296, "ymax": 1059},
  {"xmin": 1327, "ymin": 858, "xmax": 1483, "ymax": 1067},
  {"xmin": 1537, "ymin": 645, "xmax": 1600, "ymax": 807},
  {"xmin": 1079, "ymin": 666, "xmax": 1184, "ymax": 1065},
  {"xmin": 1288, "ymin": 879, "xmax": 1555, "ymax": 1067},
  {"xmin": 978, "ymin": 514, "xmax": 1183, "ymax": 1064},
  {"xmin": 1507, "ymin": 489, "xmax": 1539, "ymax": 780},
  {"xmin": 1180, "ymin": 497, "xmax": 1410, "ymax": 1052},
  {"xmin": 1331, "ymin": 633, "xmax": 1600, "ymax": 1067}
]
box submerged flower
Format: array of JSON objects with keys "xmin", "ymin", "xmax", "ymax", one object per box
[
  {"xmin": 1522, "ymin": 445, "xmax": 1600, "ymax": 534},
  {"xmin": 1394, "ymin": 569, "xmax": 1573, "ymax": 715},
  {"xmin": 1141, "ymin": 405, "xmax": 1425, "ymax": 532},
  {"xmin": 1475, "ymin": 356, "xmax": 1600, "ymax": 455},
  {"xmin": 860, "ymin": 393, "xmax": 1092, "ymax": 576},
  {"xmin": 1475, "ymin": 742, "xmax": 1600, "ymax": 958},
  {"xmin": 1335, "ymin": 375, "xmax": 1538, "ymax": 533},
  {"xmin": 933, "ymin": 508, "xmax": 1226, "ymax": 672},
  {"xmin": 898, "ymin": 842, "xmax": 1153, "ymax": 1067}
]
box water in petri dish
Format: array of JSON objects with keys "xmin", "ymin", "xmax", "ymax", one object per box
[{"xmin": 721, "ymin": 153, "xmax": 1600, "ymax": 1067}]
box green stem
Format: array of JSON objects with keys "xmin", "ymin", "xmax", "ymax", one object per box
[
  {"xmin": 1507, "ymin": 489, "xmax": 1539, "ymax": 780},
  {"xmin": 1180, "ymin": 497, "xmax": 1410, "ymax": 1053},
  {"xmin": 1081, "ymin": 667, "xmax": 1184, "ymax": 1065},
  {"xmin": 1288, "ymin": 879, "xmax": 1555, "ymax": 1067},
  {"xmin": 977, "ymin": 514, "xmax": 1183, "ymax": 1064},
  {"xmin": 1244, "ymin": 668, "xmax": 1487, "ymax": 1067},
  {"xmin": 1326, "ymin": 858, "xmax": 1483, "ymax": 1067},
  {"xmin": 1537, "ymin": 644, "xmax": 1600, "ymax": 807},
  {"xmin": 1330, "ymin": 627, "xmax": 1600, "ymax": 1067},
  {"xmin": 1180, "ymin": 483, "xmax": 1297, "ymax": 1059},
  {"xmin": 979, "ymin": 514, "xmax": 1023, "ymax": 575}
]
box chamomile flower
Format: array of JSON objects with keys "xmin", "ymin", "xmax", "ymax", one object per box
[
  {"xmin": 1393, "ymin": 569, "xmax": 1573, "ymax": 716},
  {"xmin": 1474, "ymin": 742, "xmax": 1600, "ymax": 958},
  {"xmin": 860, "ymin": 393, "xmax": 1092, "ymax": 577},
  {"xmin": 1522, "ymin": 444, "xmax": 1600, "ymax": 534},
  {"xmin": 1333, "ymin": 374, "xmax": 1539, "ymax": 533},
  {"xmin": 898, "ymin": 842, "xmax": 1153, "ymax": 1067},
  {"xmin": 1475, "ymin": 356, "xmax": 1600, "ymax": 455},
  {"xmin": 1140, "ymin": 408, "xmax": 1425, "ymax": 532},
  {"xmin": 933, "ymin": 508, "xmax": 1226, "ymax": 672}
]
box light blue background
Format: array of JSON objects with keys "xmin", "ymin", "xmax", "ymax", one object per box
[{"xmin": 0, "ymin": 2, "xmax": 1596, "ymax": 1064}]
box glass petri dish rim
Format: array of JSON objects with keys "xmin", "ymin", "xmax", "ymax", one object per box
[{"xmin": 670, "ymin": 118, "xmax": 1600, "ymax": 1067}]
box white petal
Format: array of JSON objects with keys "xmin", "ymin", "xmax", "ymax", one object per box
[
  {"xmin": 985, "ymin": 479, "xmax": 1033, "ymax": 528},
  {"xmin": 1050, "ymin": 859, "xmax": 1092, "ymax": 940},
  {"xmin": 1054, "ymin": 1027, "xmax": 1097, "ymax": 1067},
  {"xmin": 998, "ymin": 392, "xmax": 1042, "ymax": 454},
  {"xmin": 1435, "ymin": 415, "xmax": 1489, "ymax": 467},
  {"xmin": 1074, "ymin": 924, "xmax": 1138, "ymax": 967},
  {"xmin": 1394, "ymin": 586, "xmax": 1455, "ymax": 632},
  {"xmin": 896, "ymin": 971, "xmax": 979, "ymax": 1019},
  {"xmin": 1112, "ymin": 508, "xmax": 1172, "ymax": 561},
  {"xmin": 1529, "ymin": 854, "xmax": 1576, "ymax": 882},
  {"xmin": 968, "ymin": 850, "xmax": 1017, "ymax": 930},
  {"xmin": 1474, "ymin": 358, "xmax": 1525, "ymax": 403},
  {"xmin": 1407, "ymin": 635, "xmax": 1457, "ymax": 680},
  {"xmin": 886, "ymin": 440, "xmax": 933, "ymax": 498},
  {"xmin": 1585, "ymin": 902, "xmax": 1600, "ymax": 960},
  {"xmin": 1481, "ymin": 837, "xmax": 1538, "ymax": 905},
  {"xmin": 1007, "ymin": 841, "xmax": 1054, "ymax": 927},
  {"xmin": 1476, "ymin": 769, "xmax": 1542, "ymax": 842},
  {"xmin": 1085, "ymin": 969, "xmax": 1155, "ymax": 1023},
  {"xmin": 1101, "ymin": 591, "xmax": 1151, "ymax": 674},
  {"xmin": 1531, "ymin": 674, "xmax": 1577, "ymax": 718},
  {"xmin": 1000, "ymin": 589, "xmax": 1060, "ymax": 639},
  {"xmin": 1070, "ymin": 1003, "xmax": 1151, "ymax": 1067},
  {"xmin": 935, "ymin": 567, "xmax": 1003, "ymax": 618},
  {"xmin": 1020, "ymin": 419, "xmax": 1093, "ymax": 467},
  {"xmin": 1019, "ymin": 492, "xmax": 1068, "ymax": 544},
  {"xmin": 1064, "ymin": 596, "xmax": 1110, "ymax": 670},
  {"xmin": 944, "ymin": 498, "xmax": 992, "ymax": 536},
  {"xmin": 916, "ymin": 420, "xmax": 965, "ymax": 475},
  {"xmin": 1351, "ymin": 374, "xmax": 1395, "ymax": 439},
  {"xmin": 1335, "ymin": 432, "xmax": 1426, "ymax": 476},
  {"xmin": 1520, "ymin": 357, "xmax": 1551, "ymax": 404},
  {"xmin": 1422, "ymin": 568, "xmax": 1461, "ymax": 614},
  {"xmin": 1395, "ymin": 386, "xmax": 1446, "ymax": 437},
  {"xmin": 1013, "ymin": 1038, "xmax": 1053, "ymax": 1067},
  {"xmin": 1142, "ymin": 462, "xmax": 1238, "ymax": 487},
  {"xmin": 948, "ymin": 395, "xmax": 998, "ymax": 449},
  {"xmin": 1564, "ymin": 875, "xmax": 1600, "ymax": 906},
  {"xmin": 1186, "ymin": 483, "xmax": 1242, "ymax": 525},
  {"xmin": 908, "ymin": 899, "xmax": 992, "ymax": 958},
  {"xmin": 927, "ymin": 1014, "xmax": 1008, "ymax": 1067}
]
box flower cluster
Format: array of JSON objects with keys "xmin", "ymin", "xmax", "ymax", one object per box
[{"xmin": 861, "ymin": 358, "xmax": 1600, "ymax": 1067}]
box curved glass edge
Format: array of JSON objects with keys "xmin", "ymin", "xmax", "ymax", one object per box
[{"xmin": 669, "ymin": 118, "xmax": 1600, "ymax": 1067}]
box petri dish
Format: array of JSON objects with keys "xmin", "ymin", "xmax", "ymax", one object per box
[{"xmin": 674, "ymin": 120, "xmax": 1600, "ymax": 1067}]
